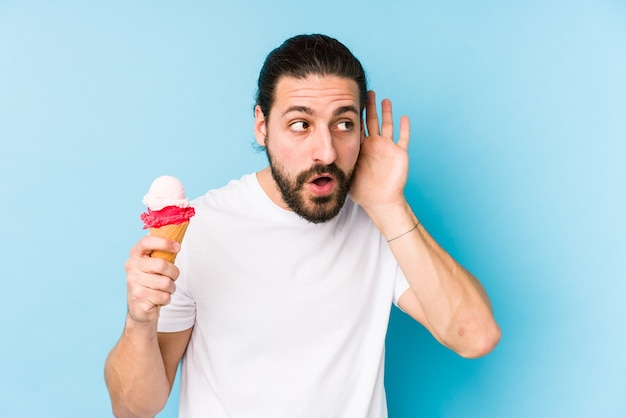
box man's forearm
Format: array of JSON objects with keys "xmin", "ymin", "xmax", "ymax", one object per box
[
  {"xmin": 104, "ymin": 317, "xmax": 171, "ymax": 418},
  {"xmin": 369, "ymin": 201, "xmax": 500, "ymax": 357}
]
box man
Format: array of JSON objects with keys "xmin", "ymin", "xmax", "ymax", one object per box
[{"xmin": 105, "ymin": 34, "xmax": 500, "ymax": 417}]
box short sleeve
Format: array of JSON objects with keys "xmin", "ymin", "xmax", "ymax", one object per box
[
  {"xmin": 157, "ymin": 272, "xmax": 196, "ymax": 332},
  {"xmin": 392, "ymin": 265, "xmax": 410, "ymax": 307}
]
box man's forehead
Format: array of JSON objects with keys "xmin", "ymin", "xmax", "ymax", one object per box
[{"xmin": 273, "ymin": 74, "xmax": 360, "ymax": 108}]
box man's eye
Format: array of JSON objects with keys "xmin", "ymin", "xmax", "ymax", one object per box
[
  {"xmin": 336, "ymin": 121, "xmax": 354, "ymax": 132},
  {"xmin": 290, "ymin": 121, "xmax": 309, "ymax": 132}
]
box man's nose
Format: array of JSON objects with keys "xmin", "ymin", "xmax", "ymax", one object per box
[{"xmin": 311, "ymin": 127, "xmax": 337, "ymax": 165}]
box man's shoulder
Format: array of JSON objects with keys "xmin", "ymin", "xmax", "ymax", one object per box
[{"xmin": 193, "ymin": 173, "xmax": 257, "ymax": 203}]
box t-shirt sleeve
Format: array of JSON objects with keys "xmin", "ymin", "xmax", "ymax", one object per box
[
  {"xmin": 392, "ymin": 265, "xmax": 410, "ymax": 307},
  {"xmin": 157, "ymin": 271, "xmax": 196, "ymax": 332}
]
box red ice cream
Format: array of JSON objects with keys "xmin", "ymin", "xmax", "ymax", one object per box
[{"xmin": 141, "ymin": 205, "xmax": 195, "ymax": 229}]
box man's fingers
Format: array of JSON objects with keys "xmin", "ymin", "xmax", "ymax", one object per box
[
  {"xmin": 124, "ymin": 236, "xmax": 182, "ymax": 323},
  {"xmin": 126, "ymin": 254, "xmax": 180, "ymax": 283},
  {"xmin": 137, "ymin": 271, "xmax": 177, "ymax": 296},
  {"xmin": 398, "ymin": 115, "xmax": 410, "ymax": 150},
  {"xmin": 365, "ymin": 90, "xmax": 380, "ymax": 137},
  {"xmin": 129, "ymin": 283, "xmax": 173, "ymax": 306},
  {"xmin": 125, "ymin": 256, "xmax": 180, "ymax": 322},
  {"xmin": 366, "ymin": 92, "xmax": 396, "ymax": 141},
  {"xmin": 381, "ymin": 99, "xmax": 394, "ymax": 139},
  {"xmin": 129, "ymin": 235, "xmax": 181, "ymax": 258},
  {"xmin": 127, "ymin": 285, "xmax": 173, "ymax": 318}
]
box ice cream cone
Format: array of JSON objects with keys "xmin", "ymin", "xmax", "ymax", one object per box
[{"xmin": 149, "ymin": 221, "xmax": 190, "ymax": 263}]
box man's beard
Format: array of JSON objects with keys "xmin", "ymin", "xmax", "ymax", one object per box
[{"xmin": 265, "ymin": 148, "xmax": 354, "ymax": 224}]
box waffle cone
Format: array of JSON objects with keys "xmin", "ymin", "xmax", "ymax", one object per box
[{"xmin": 149, "ymin": 221, "xmax": 190, "ymax": 263}]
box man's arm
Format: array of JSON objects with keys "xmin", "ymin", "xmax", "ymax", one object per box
[
  {"xmin": 374, "ymin": 202, "xmax": 499, "ymax": 358},
  {"xmin": 351, "ymin": 91, "xmax": 500, "ymax": 358},
  {"xmin": 104, "ymin": 236, "xmax": 191, "ymax": 417}
]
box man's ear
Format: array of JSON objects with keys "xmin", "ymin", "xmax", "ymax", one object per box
[{"xmin": 254, "ymin": 105, "xmax": 267, "ymax": 146}]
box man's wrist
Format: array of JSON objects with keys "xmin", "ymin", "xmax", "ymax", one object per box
[
  {"xmin": 363, "ymin": 199, "xmax": 417, "ymax": 241},
  {"xmin": 124, "ymin": 314, "xmax": 159, "ymax": 339},
  {"xmin": 387, "ymin": 221, "xmax": 420, "ymax": 242}
]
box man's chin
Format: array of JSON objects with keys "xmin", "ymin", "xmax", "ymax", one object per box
[
  {"xmin": 293, "ymin": 197, "xmax": 345, "ymax": 224},
  {"xmin": 310, "ymin": 194, "xmax": 334, "ymax": 205}
]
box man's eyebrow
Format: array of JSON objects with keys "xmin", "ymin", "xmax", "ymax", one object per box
[
  {"xmin": 333, "ymin": 105, "xmax": 359, "ymax": 117},
  {"xmin": 282, "ymin": 106, "xmax": 314, "ymax": 117}
]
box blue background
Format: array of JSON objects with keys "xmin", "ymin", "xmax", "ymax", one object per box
[{"xmin": 1, "ymin": 0, "xmax": 625, "ymax": 417}]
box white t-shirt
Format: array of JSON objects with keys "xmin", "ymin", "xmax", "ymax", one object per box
[{"xmin": 158, "ymin": 173, "xmax": 410, "ymax": 417}]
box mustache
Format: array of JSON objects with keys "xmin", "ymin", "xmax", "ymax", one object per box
[{"xmin": 294, "ymin": 163, "xmax": 346, "ymax": 189}]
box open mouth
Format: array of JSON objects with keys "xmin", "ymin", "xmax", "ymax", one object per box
[
  {"xmin": 312, "ymin": 176, "xmax": 332, "ymax": 187},
  {"xmin": 308, "ymin": 175, "xmax": 335, "ymax": 195}
]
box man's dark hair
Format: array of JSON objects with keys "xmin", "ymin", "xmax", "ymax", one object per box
[{"xmin": 255, "ymin": 34, "xmax": 368, "ymax": 119}]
